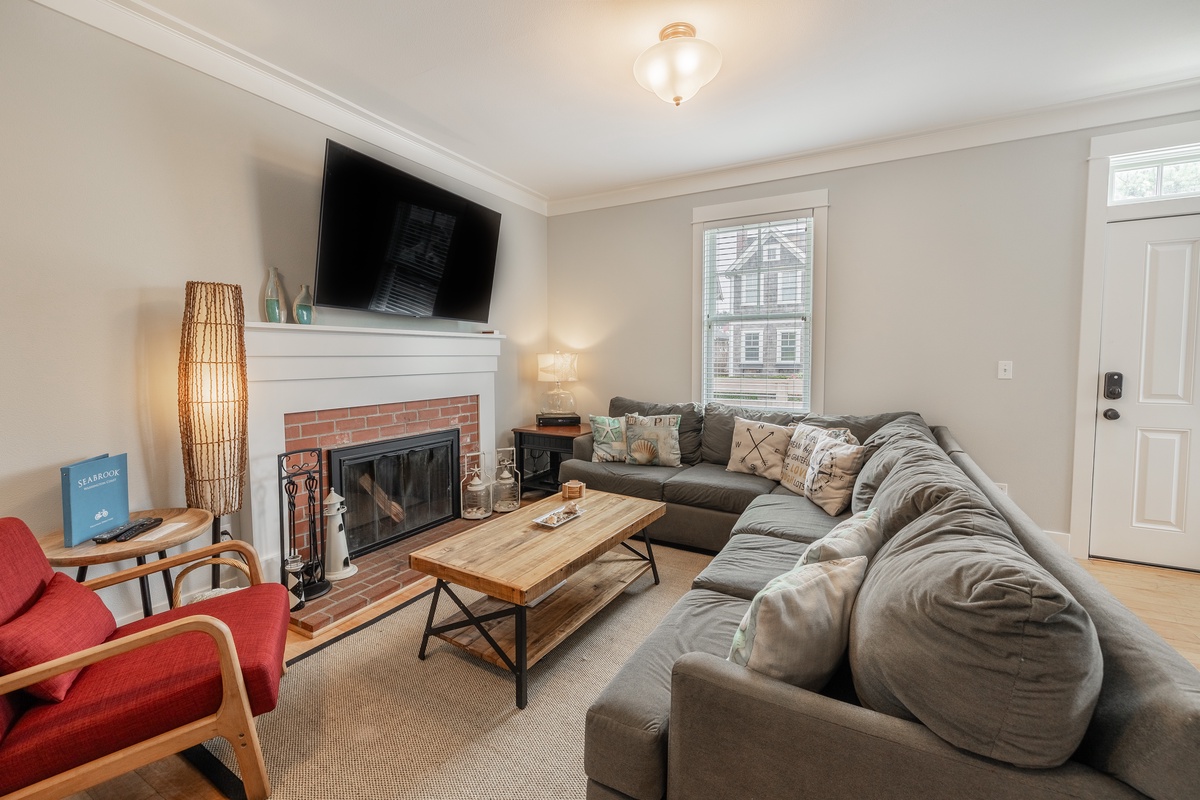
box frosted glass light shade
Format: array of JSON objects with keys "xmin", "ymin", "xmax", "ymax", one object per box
[{"xmin": 634, "ymin": 22, "xmax": 722, "ymax": 106}]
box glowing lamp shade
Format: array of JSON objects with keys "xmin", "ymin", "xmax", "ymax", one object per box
[
  {"xmin": 634, "ymin": 22, "xmax": 722, "ymax": 106},
  {"xmin": 178, "ymin": 281, "xmax": 249, "ymax": 518},
  {"xmin": 537, "ymin": 351, "xmax": 579, "ymax": 414}
]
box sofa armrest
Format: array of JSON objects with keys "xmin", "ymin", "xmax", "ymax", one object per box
[
  {"xmin": 82, "ymin": 540, "xmax": 267, "ymax": 591},
  {"xmin": 668, "ymin": 652, "xmax": 1140, "ymax": 800},
  {"xmin": 572, "ymin": 433, "xmax": 594, "ymax": 461}
]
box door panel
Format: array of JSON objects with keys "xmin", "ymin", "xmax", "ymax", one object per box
[{"xmin": 1092, "ymin": 214, "xmax": 1200, "ymax": 569}]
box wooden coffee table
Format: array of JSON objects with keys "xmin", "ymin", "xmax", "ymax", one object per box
[{"xmin": 409, "ymin": 490, "xmax": 665, "ymax": 708}]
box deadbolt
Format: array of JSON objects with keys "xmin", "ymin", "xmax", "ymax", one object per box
[{"xmin": 1103, "ymin": 372, "xmax": 1124, "ymax": 400}]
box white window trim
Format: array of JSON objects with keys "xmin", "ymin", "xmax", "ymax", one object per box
[
  {"xmin": 691, "ymin": 190, "xmax": 827, "ymax": 412},
  {"xmin": 777, "ymin": 269, "xmax": 800, "ymax": 304},
  {"xmin": 776, "ymin": 329, "xmax": 798, "ymax": 364},
  {"xmin": 742, "ymin": 329, "xmax": 763, "ymax": 364},
  {"xmin": 763, "ymin": 240, "xmax": 782, "ymax": 262},
  {"xmin": 1108, "ymin": 142, "xmax": 1200, "ymax": 205},
  {"xmin": 739, "ymin": 272, "xmax": 761, "ymax": 306}
]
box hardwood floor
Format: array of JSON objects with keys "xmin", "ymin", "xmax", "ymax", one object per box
[{"xmin": 63, "ymin": 556, "xmax": 1200, "ymax": 800}]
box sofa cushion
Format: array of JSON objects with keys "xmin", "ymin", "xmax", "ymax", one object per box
[
  {"xmin": 726, "ymin": 417, "xmax": 795, "ymax": 481},
  {"xmin": 585, "ymin": 589, "xmax": 748, "ymax": 800},
  {"xmin": 868, "ymin": 435, "xmax": 989, "ymax": 536},
  {"xmin": 804, "ymin": 437, "xmax": 871, "ymax": 515},
  {"xmin": 778, "ymin": 423, "xmax": 857, "ymax": 494},
  {"xmin": 800, "ymin": 508, "xmax": 884, "ymax": 565},
  {"xmin": 558, "ymin": 459, "xmax": 676, "ymax": 501},
  {"xmin": 663, "ymin": 462, "xmax": 776, "ymax": 515},
  {"xmin": 692, "ymin": 534, "xmax": 809, "ymax": 600},
  {"xmin": 609, "ymin": 397, "xmax": 703, "ymax": 466},
  {"xmin": 589, "ymin": 414, "xmax": 626, "ymax": 462},
  {"xmin": 0, "ymin": 573, "xmax": 116, "ymax": 702},
  {"xmin": 850, "ymin": 509, "xmax": 1103, "ymax": 769},
  {"xmin": 729, "ymin": 556, "xmax": 868, "ymax": 690},
  {"xmin": 625, "ymin": 414, "xmax": 682, "ymax": 467},
  {"xmin": 700, "ymin": 402, "xmax": 804, "ymax": 465},
  {"xmin": 798, "ymin": 411, "xmax": 915, "ymax": 445},
  {"xmin": 0, "ymin": 582, "xmax": 290, "ymax": 795},
  {"xmin": 0, "ymin": 518, "xmax": 55, "ymax": 627},
  {"xmin": 851, "ymin": 414, "xmax": 937, "ymax": 512},
  {"xmin": 731, "ymin": 493, "xmax": 847, "ymax": 543}
]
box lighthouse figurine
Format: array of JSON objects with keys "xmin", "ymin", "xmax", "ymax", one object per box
[{"xmin": 323, "ymin": 489, "xmax": 357, "ymax": 580}]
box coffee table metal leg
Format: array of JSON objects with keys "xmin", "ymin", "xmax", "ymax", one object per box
[
  {"xmin": 642, "ymin": 529, "xmax": 660, "ymax": 585},
  {"xmin": 418, "ymin": 580, "xmax": 444, "ymax": 660},
  {"xmin": 515, "ymin": 605, "xmax": 528, "ymax": 709}
]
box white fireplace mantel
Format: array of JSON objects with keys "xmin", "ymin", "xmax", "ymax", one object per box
[{"xmin": 240, "ymin": 322, "xmax": 504, "ymax": 578}]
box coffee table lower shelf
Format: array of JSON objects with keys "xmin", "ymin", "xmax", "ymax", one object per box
[{"xmin": 431, "ymin": 550, "xmax": 651, "ymax": 670}]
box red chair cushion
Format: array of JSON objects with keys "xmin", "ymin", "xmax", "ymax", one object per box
[
  {"xmin": 0, "ymin": 573, "xmax": 116, "ymax": 702},
  {"xmin": 0, "ymin": 582, "xmax": 289, "ymax": 795}
]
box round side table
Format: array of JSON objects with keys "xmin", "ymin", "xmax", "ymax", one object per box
[{"xmin": 38, "ymin": 507, "xmax": 215, "ymax": 617}]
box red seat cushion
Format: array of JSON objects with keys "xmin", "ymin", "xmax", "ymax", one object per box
[
  {"xmin": 0, "ymin": 517, "xmax": 57, "ymax": 743},
  {"xmin": 0, "ymin": 582, "xmax": 289, "ymax": 795},
  {"xmin": 0, "ymin": 573, "xmax": 116, "ymax": 702}
]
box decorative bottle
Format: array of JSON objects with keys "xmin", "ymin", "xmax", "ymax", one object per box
[
  {"xmin": 293, "ymin": 284, "xmax": 315, "ymax": 325},
  {"xmin": 265, "ymin": 267, "xmax": 287, "ymax": 323}
]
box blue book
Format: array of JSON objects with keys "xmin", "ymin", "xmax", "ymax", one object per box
[{"xmin": 60, "ymin": 453, "xmax": 130, "ymax": 546}]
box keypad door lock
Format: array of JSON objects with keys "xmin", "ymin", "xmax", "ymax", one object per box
[{"xmin": 1103, "ymin": 372, "xmax": 1124, "ymax": 400}]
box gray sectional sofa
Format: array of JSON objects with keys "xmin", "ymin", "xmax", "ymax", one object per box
[{"xmin": 570, "ymin": 400, "xmax": 1200, "ymax": 800}]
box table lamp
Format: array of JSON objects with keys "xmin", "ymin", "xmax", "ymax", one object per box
[{"xmin": 537, "ymin": 351, "xmax": 579, "ymax": 425}]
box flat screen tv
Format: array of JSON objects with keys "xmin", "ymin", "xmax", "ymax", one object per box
[{"xmin": 312, "ymin": 140, "xmax": 502, "ymax": 323}]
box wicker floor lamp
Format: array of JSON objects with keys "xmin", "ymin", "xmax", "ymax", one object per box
[{"xmin": 178, "ymin": 281, "xmax": 249, "ymax": 588}]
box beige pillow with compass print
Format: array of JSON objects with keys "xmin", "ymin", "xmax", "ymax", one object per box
[{"xmin": 726, "ymin": 417, "xmax": 796, "ymax": 481}]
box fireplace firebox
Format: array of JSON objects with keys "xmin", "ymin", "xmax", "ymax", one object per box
[{"xmin": 329, "ymin": 429, "xmax": 461, "ymax": 557}]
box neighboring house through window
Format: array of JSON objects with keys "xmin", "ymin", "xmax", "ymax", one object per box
[{"xmin": 694, "ymin": 190, "xmax": 828, "ymax": 413}]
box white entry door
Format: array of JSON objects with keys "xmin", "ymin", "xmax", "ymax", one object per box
[{"xmin": 1091, "ymin": 214, "xmax": 1200, "ymax": 569}]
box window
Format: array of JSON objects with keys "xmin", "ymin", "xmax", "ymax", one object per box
[
  {"xmin": 1110, "ymin": 143, "xmax": 1200, "ymax": 204},
  {"xmin": 696, "ymin": 190, "xmax": 827, "ymax": 413},
  {"xmin": 777, "ymin": 270, "xmax": 800, "ymax": 304},
  {"xmin": 742, "ymin": 329, "xmax": 763, "ymax": 363},
  {"xmin": 777, "ymin": 330, "xmax": 798, "ymax": 363}
]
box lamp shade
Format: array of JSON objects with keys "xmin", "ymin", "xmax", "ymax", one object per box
[
  {"xmin": 634, "ymin": 22, "xmax": 722, "ymax": 106},
  {"xmin": 537, "ymin": 352, "xmax": 578, "ymax": 383},
  {"xmin": 178, "ymin": 281, "xmax": 249, "ymax": 517}
]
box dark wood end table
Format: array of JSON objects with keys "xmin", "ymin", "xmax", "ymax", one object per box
[{"xmin": 512, "ymin": 423, "xmax": 591, "ymax": 493}]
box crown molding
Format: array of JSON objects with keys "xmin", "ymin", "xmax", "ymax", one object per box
[
  {"xmin": 548, "ymin": 77, "xmax": 1200, "ymax": 216},
  {"xmin": 31, "ymin": 0, "xmax": 550, "ymax": 215}
]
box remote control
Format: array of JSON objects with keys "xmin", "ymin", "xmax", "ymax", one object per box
[
  {"xmin": 115, "ymin": 517, "xmax": 163, "ymax": 542},
  {"xmin": 92, "ymin": 518, "xmax": 151, "ymax": 544}
]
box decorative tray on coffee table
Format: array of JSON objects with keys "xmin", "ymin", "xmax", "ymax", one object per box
[{"xmin": 532, "ymin": 505, "xmax": 585, "ymax": 528}]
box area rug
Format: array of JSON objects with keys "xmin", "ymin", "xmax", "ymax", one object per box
[{"xmin": 200, "ymin": 544, "xmax": 711, "ymax": 800}]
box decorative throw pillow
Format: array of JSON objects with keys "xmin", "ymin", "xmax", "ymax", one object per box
[
  {"xmin": 726, "ymin": 417, "xmax": 795, "ymax": 481},
  {"xmin": 590, "ymin": 414, "xmax": 627, "ymax": 463},
  {"xmin": 729, "ymin": 556, "xmax": 869, "ymax": 690},
  {"xmin": 779, "ymin": 424, "xmax": 858, "ymax": 495},
  {"xmin": 804, "ymin": 437, "xmax": 871, "ymax": 515},
  {"xmin": 0, "ymin": 572, "xmax": 116, "ymax": 702},
  {"xmin": 625, "ymin": 414, "xmax": 682, "ymax": 467},
  {"xmin": 800, "ymin": 508, "xmax": 885, "ymax": 565}
]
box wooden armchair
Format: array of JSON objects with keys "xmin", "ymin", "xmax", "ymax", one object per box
[{"xmin": 0, "ymin": 517, "xmax": 290, "ymax": 800}]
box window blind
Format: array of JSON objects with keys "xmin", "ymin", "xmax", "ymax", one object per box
[{"xmin": 701, "ymin": 212, "xmax": 814, "ymax": 412}]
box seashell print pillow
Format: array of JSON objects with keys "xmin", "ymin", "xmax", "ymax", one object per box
[
  {"xmin": 624, "ymin": 414, "xmax": 682, "ymax": 467},
  {"xmin": 726, "ymin": 417, "xmax": 796, "ymax": 481},
  {"xmin": 590, "ymin": 414, "xmax": 627, "ymax": 462}
]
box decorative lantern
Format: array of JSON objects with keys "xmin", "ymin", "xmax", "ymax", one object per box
[
  {"xmin": 283, "ymin": 552, "xmax": 305, "ymax": 612},
  {"xmin": 493, "ymin": 447, "xmax": 521, "ymax": 512},
  {"xmin": 323, "ymin": 490, "xmax": 357, "ymax": 580},
  {"xmin": 461, "ymin": 453, "xmax": 493, "ymax": 520}
]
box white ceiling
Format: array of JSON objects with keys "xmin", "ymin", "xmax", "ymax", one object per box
[{"xmin": 102, "ymin": 1, "xmax": 1200, "ymax": 204}]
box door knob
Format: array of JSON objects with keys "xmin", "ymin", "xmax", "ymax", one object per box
[{"xmin": 1103, "ymin": 408, "xmax": 1121, "ymax": 421}]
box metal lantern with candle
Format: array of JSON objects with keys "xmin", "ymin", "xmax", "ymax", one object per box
[
  {"xmin": 461, "ymin": 453, "xmax": 493, "ymax": 520},
  {"xmin": 493, "ymin": 447, "xmax": 521, "ymax": 512}
]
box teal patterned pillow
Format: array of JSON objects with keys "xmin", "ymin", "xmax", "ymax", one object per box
[
  {"xmin": 590, "ymin": 414, "xmax": 627, "ymax": 462},
  {"xmin": 624, "ymin": 414, "xmax": 682, "ymax": 467}
]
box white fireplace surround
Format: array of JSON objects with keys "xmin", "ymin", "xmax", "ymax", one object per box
[{"xmin": 240, "ymin": 322, "xmax": 503, "ymax": 579}]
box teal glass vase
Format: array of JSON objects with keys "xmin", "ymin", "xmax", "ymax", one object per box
[
  {"xmin": 264, "ymin": 267, "xmax": 287, "ymax": 323},
  {"xmin": 293, "ymin": 284, "xmax": 315, "ymax": 325}
]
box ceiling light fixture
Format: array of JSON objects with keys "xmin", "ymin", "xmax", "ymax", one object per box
[{"xmin": 633, "ymin": 22, "xmax": 722, "ymax": 107}]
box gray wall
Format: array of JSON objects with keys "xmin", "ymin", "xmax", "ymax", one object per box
[
  {"xmin": 549, "ymin": 119, "xmax": 1198, "ymax": 534},
  {"xmin": 0, "ymin": 0, "xmax": 548, "ymax": 614}
]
